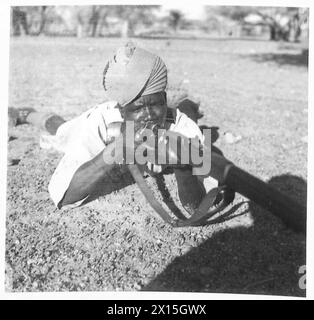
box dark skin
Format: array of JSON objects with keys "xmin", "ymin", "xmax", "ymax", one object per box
[
  {"xmin": 120, "ymin": 92, "xmax": 168, "ymax": 131},
  {"xmin": 60, "ymin": 92, "xmax": 168, "ymax": 208},
  {"xmin": 60, "ymin": 91, "xmax": 205, "ymax": 211}
]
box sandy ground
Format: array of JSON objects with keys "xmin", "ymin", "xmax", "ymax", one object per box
[{"xmin": 6, "ymin": 37, "xmax": 307, "ymax": 295}]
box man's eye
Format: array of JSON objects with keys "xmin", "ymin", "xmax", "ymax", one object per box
[
  {"xmin": 125, "ymin": 105, "xmax": 141, "ymax": 113},
  {"xmin": 132, "ymin": 105, "xmax": 143, "ymax": 112}
]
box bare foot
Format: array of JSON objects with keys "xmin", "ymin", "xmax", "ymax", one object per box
[{"xmin": 8, "ymin": 107, "xmax": 36, "ymax": 127}]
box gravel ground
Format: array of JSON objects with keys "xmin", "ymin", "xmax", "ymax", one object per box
[{"xmin": 6, "ymin": 37, "xmax": 307, "ymax": 296}]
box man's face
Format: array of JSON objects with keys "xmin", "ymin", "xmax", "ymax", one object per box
[{"xmin": 119, "ymin": 92, "xmax": 167, "ymax": 132}]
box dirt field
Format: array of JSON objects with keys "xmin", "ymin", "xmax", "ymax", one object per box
[{"xmin": 6, "ymin": 37, "xmax": 307, "ymax": 296}]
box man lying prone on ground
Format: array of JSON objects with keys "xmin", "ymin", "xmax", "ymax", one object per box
[{"xmin": 9, "ymin": 42, "xmax": 234, "ymax": 217}]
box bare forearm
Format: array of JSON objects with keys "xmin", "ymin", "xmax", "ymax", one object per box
[{"xmin": 60, "ymin": 142, "xmax": 117, "ymax": 207}]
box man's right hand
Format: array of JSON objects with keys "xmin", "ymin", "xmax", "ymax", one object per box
[
  {"xmin": 138, "ymin": 130, "xmax": 196, "ymax": 168},
  {"xmin": 107, "ymin": 122, "xmax": 123, "ymax": 144}
]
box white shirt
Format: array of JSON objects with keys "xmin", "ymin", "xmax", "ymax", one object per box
[{"xmin": 46, "ymin": 101, "xmax": 205, "ymax": 208}]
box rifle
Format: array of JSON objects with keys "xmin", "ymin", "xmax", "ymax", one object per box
[
  {"xmin": 127, "ymin": 136, "xmax": 306, "ymax": 234},
  {"xmin": 206, "ymin": 152, "xmax": 306, "ymax": 233},
  {"xmin": 124, "ymin": 97, "xmax": 306, "ymax": 234}
]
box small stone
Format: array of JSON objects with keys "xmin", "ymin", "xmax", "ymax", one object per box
[
  {"xmin": 224, "ymin": 131, "xmax": 242, "ymax": 144},
  {"xmin": 178, "ymin": 234, "xmax": 185, "ymax": 245},
  {"xmin": 41, "ymin": 265, "xmax": 48, "ymax": 274},
  {"xmin": 134, "ymin": 283, "xmax": 142, "ymax": 290},
  {"xmin": 27, "ymin": 259, "xmax": 33, "ymax": 266},
  {"xmin": 180, "ymin": 245, "xmax": 192, "ymax": 255}
]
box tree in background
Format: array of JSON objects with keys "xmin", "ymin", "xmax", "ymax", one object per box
[
  {"xmin": 253, "ymin": 7, "xmax": 308, "ymax": 42},
  {"xmin": 75, "ymin": 6, "xmax": 107, "ymax": 37},
  {"xmin": 29, "ymin": 6, "xmax": 48, "ymax": 35},
  {"xmin": 107, "ymin": 5, "xmax": 160, "ymax": 37},
  {"xmin": 214, "ymin": 6, "xmax": 252, "ymax": 21},
  {"xmin": 11, "ymin": 5, "xmax": 308, "ymax": 41},
  {"xmin": 11, "ymin": 7, "xmax": 29, "ymax": 36},
  {"xmin": 12, "ymin": 5, "xmax": 160, "ymax": 37},
  {"xmin": 168, "ymin": 10, "xmax": 184, "ymax": 32},
  {"xmin": 89, "ymin": 5, "xmax": 101, "ymax": 37},
  {"xmin": 207, "ymin": 6, "xmax": 308, "ymax": 42},
  {"xmin": 12, "ymin": 6, "xmax": 57, "ymax": 36},
  {"xmin": 58, "ymin": 5, "xmax": 160, "ymax": 37},
  {"xmin": 43, "ymin": 6, "xmax": 110, "ymax": 37}
]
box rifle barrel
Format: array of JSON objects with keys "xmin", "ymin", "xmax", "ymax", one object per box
[{"xmin": 209, "ymin": 152, "xmax": 306, "ymax": 233}]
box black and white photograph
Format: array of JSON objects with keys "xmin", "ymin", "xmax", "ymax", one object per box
[{"xmin": 3, "ymin": 1, "xmax": 309, "ymax": 298}]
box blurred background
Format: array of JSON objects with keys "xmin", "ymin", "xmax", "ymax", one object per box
[{"xmin": 10, "ymin": 5, "xmax": 309, "ymax": 44}]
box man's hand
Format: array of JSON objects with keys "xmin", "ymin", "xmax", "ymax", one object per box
[
  {"xmin": 107, "ymin": 122, "xmax": 123, "ymax": 144},
  {"xmin": 107, "ymin": 121, "xmax": 200, "ymax": 172},
  {"xmin": 138, "ymin": 129, "xmax": 197, "ymax": 167}
]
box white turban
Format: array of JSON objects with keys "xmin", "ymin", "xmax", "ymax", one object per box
[{"xmin": 103, "ymin": 43, "xmax": 167, "ymax": 106}]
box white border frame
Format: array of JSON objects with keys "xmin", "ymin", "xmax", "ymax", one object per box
[{"xmin": 0, "ymin": 0, "xmax": 312, "ymax": 300}]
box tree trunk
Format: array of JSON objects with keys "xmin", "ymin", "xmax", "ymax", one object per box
[
  {"xmin": 12, "ymin": 8, "xmax": 21, "ymax": 36},
  {"xmin": 39, "ymin": 6, "xmax": 47, "ymax": 34},
  {"xmin": 90, "ymin": 6, "xmax": 100, "ymax": 37},
  {"xmin": 269, "ymin": 24, "xmax": 277, "ymax": 40},
  {"xmin": 12, "ymin": 8, "xmax": 29, "ymax": 36},
  {"xmin": 37, "ymin": 6, "xmax": 47, "ymax": 35}
]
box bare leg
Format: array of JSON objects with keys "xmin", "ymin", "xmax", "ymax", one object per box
[
  {"xmin": 26, "ymin": 112, "xmax": 66, "ymax": 135},
  {"xmin": 59, "ymin": 139, "xmax": 121, "ymax": 208},
  {"xmin": 8, "ymin": 107, "xmax": 65, "ymax": 135}
]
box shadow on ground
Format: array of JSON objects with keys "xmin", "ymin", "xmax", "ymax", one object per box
[
  {"xmin": 142, "ymin": 174, "xmax": 307, "ymax": 297},
  {"xmin": 243, "ymin": 49, "xmax": 308, "ymax": 67},
  {"xmin": 81, "ymin": 165, "xmax": 135, "ymax": 205}
]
